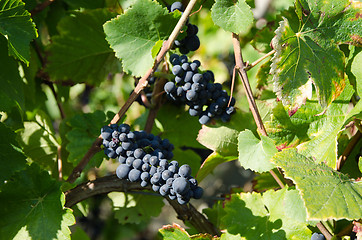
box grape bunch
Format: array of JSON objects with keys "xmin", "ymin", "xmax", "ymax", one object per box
[
  {"xmin": 169, "ymin": 2, "xmax": 200, "ymax": 54},
  {"xmin": 101, "ymin": 123, "xmax": 203, "ymax": 204},
  {"xmin": 311, "ymin": 233, "xmax": 325, "ymax": 240},
  {"xmin": 165, "ymin": 54, "xmax": 236, "ymax": 124}
]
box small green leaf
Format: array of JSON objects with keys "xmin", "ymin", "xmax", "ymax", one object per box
[
  {"xmin": 65, "ymin": 111, "xmax": 107, "ymax": 167},
  {"xmin": 221, "ymin": 188, "xmax": 312, "ymax": 239},
  {"xmin": 0, "ymin": 122, "xmax": 27, "ymax": 189},
  {"xmin": 0, "ymin": 36, "xmax": 24, "ymax": 112},
  {"xmin": 0, "ymin": 0, "xmax": 38, "ymax": 64},
  {"xmin": 18, "ymin": 111, "xmax": 59, "ymax": 170},
  {"xmin": 196, "ymin": 152, "xmax": 236, "ymax": 182},
  {"xmin": 272, "ymin": 148, "xmax": 362, "ymax": 220},
  {"xmin": 109, "ymin": 192, "xmax": 164, "ymax": 224},
  {"xmin": 103, "ymin": 0, "xmax": 179, "ymax": 76},
  {"xmin": 238, "ymin": 130, "xmax": 277, "ymax": 173},
  {"xmin": 197, "ymin": 111, "xmax": 255, "ymax": 156},
  {"xmin": 46, "ymin": 9, "xmax": 118, "ymax": 85},
  {"xmin": 152, "ymin": 40, "xmax": 163, "ymax": 58},
  {"xmin": 0, "ymin": 164, "xmax": 75, "ymax": 240},
  {"xmin": 211, "ymin": 0, "xmax": 254, "ymax": 34},
  {"xmin": 158, "ymin": 224, "xmax": 190, "ymax": 240}
]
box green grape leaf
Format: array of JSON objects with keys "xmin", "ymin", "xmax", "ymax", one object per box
[
  {"xmin": 272, "ymin": 148, "xmax": 362, "ymax": 220},
  {"xmin": 265, "ymin": 84, "xmax": 354, "ymax": 169},
  {"xmin": 153, "ymin": 104, "xmax": 203, "ymax": 149},
  {"xmin": 351, "ymin": 51, "xmax": 362, "ymax": 96},
  {"xmin": 65, "ymin": 111, "xmax": 107, "ymax": 168},
  {"xmin": 0, "ymin": 36, "xmax": 24, "ymax": 112},
  {"xmin": 109, "ymin": 192, "xmax": 164, "ymax": 224},
  {"xmin": 203, "ymin": 200, "xmax": 226, "ymax": 230},
  {"xmin": 18, "ymin": 111, "xmax": 59, "ymax": 170},
  {"xmin": 253, "ymin": 170, "xmax": 286, "ymax": 192},
  {"xmin": 158, "ymin": 224, "xmax": 190, "ymax": 240},
  {"xmin": 221, "ymin": 188, "xmax": 312, "ymax": 239},
  {"xmin": 196, "ymin": 152, "xmax": 236, "ymax": 183},
  {"xmin": 46, "ymin": 9, "xmax": 118, "ymax": 85},
  {"xmin": 238, "ymin": 130, "xmax": 277, "ymax": 173},
  {"xmin": 197, "ymin": 111, "xmax": 255, "ymax": 156},
  {"xmin": 211, "ymin": 0, "xmax": 254, "ymax": 34},
  {"xmin": 0, "ymin": 122, "xmax": 27, "ymax": 189},
  {"xmin": 0, "ymin": 164, "xmax": 75, "ymax": 240},
  {"xmin": 297, "ymin": 0, "xmax": 362, "ymax": 46},
  {"xmin": 270, "ymin": 9, "xmax": 346, "ymax": 110},
  {"xmin": 103, "ymin": 0, "xmax": 180, "ymax": 77},
  {"xmin": 0, "ymin": 0, "xmax": 37, "ymax": 65}
]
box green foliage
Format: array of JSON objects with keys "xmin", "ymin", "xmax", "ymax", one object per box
[
  {"xmin": 211, "ymin": 0, "xmax": 254, "ymax": 34},
  {"xmin": 46, "ymin": 9, "xmax": 118, "ymax": 85},
  {"xmin": 0, "ymin": 122, "xmax": 27, "ymax": 189},
  {"xmin": 0, "ymin": 164, "xmax": 75, "ymax": 240},
  {"xmin": 103, "ymin": 0, "xmax": 180, "ymax": 76},
  {"xmin": 265, "ymin": 84, "xmax": 357, "ymax": 169},
  {"xmin": 272, "ymin": 148, "xmax": 362, "ymax": 220},
  {"xmin": 221, "ymin": 188, "xmax": 312, "ymax": 239},
  {"xmin": 238, "ymin": 129, "xmax": 277, "ymax": 173},
  {"xmin": 0, "ymin": 0, "xmax": 37, "ymax": 65},
  {"xmin": 17, "ymin": 111, "xmax": 59, "ymax": 170},
  {"xmin": 271, "ymin": 4, "xmax": 349, "ymax": 110},
  {"xmin": 0, "ymin": 36, "xmax": 24, "ymax": 112},
  {"xmin": 1, "ymin": 0, "xmax": 361, "ymax": 238},
  {"xmin": 65, "ymin": 111, "xmax": 107, "ymax": 167},
  {"xmin": 108, "ymin": 192, "xmax": 164, "ymax": 225},
  {"xmin": 196, "ymin": 152, "xmax": 236, "ymax": 182}
]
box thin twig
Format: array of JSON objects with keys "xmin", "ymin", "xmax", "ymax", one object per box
[
  {"xmin": 31, "ymin": 0, "xmax": 55, "ymax": 15},
  {"xmin": 227, "ymin": 67, "xmax": 237, "ymax": 107},
  {"xmin": 66, "ymin": 0, "xmax": 199, "ymax": 183},
  {"xmin": 337, "ymin": 129, "xmax": 362, "ymax": 171},
  {"xmin": 232, "ymin": 33, "xmax": 284, "ymax": 189},
  {"xmin": 245, "ymin": 50, "xmax": 275, "ymax": 71},
  {"xmin": 316, "ymin": 222, "xmax": 333, "ymax": 240},
  {"xmin": 64, "ymin": 175, "xmax": 220, "ymax": 236}
]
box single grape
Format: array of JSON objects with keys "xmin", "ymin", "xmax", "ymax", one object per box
[
  {"xmin": 159, "ymin": 185, "xmax": 170, "ymax": 196},
  {"xmin": 199, "ymin": 114, "xmax": 210, "ymax": 125},
  {"xmin": 142, "ymin": 163, "xmax": 151, "ymax": 172},
  {"xmin": 128, "ymin": 169, "xmax": 141, "ymax": 182},
  {"xmin": 179, "ymin": 164, "xmax": 192, "ymax": 178},
  {"xmin": 116, "ymin": 164, "xmax": 131, "ymax": 179},
  {"xmin": 172, "ymin": 177, "xmax": 190, "ymax": 195},
  {"xmin": 186, "ymin": 90, "xmax": 198, "ymax": 101},
  {"xmin": 311, "ymin": 233, "xmax": 326, "ymax": 240},
  {"xmin": 164, "ymin": 82, "xmax": 176, "ymax": 93},
  {"xmin": 193, "ymin": 187, "xmax": 203, "ymax": 199},
  {"xmin": 141, "ymin": 172, "xmax": 150, "ymax": 181},
  {"xmin": 162, "ymin": 170, "xmax": 173, "ymax": 181},
  {"xmin": 170, "ymin": 1, "xmax": 183, "ymax": 12},
  {"xmin": 132, "ymin": 158, "xmax": 143, "ymax": 169},
  {"xmin": 134, "ymin": 148, "xmax": 145, "ymax": 159},
  {"xmin": 101, "ymin": 126, "xmax": 113, "ymax": 140}
]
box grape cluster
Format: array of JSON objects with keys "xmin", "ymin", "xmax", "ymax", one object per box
[
  {"xmin": 165, "ymin": 54, "xmax": 236, "ymax": 124},
  {"xmin": 311, "ymin": 233, "xmax": 325, "ymax": 240},
  {"xmin": 169, "ymin": 2, "xmax": 200, "ymax": 54},
  {"xmin": 101, "ymin": 123, "xmax": 203, "ymax": 204}
]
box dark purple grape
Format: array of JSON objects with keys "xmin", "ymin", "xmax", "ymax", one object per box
[
  {"xmin": 164, "ymin": 82, "xmax": 176, "ymax": 93},
  {"xmin": 193, "ymin": 187, "xmax": 203, "ymax": 199},
  {"xmin": 172, "ymin": 177, "xmax": 190, "ymax": 195},
  {"xmin": 170, "ymin": 1, "xmax": 183, "ymax": 12},
  {"xmin": 179, "ymin": 164, "xmax": 192, "ymax": 178},
  {"xmin": 116, "ymin": 164, "xmax": 131, "ymax": 179},
  {"xmin": 186, "ymin": 90, "xmax": 197, "ymax": 101},
  {"xmin": 199, "ymin": 114, "xmax": 210, "ymax": 125},
  {"xmin": 141, "ymin": 172, "xmax": 150, "ymax": 181},
  {"xmin": 159, "ymin": 185, "xmax": 170, "ymax": 196},
  {"xmin": 128, "ymin": 169, "xmax": 141, "ymax": 182},
  {"xmin": 311, "ymin": 233, "xmax": 326, "ymax": 240},
  {"xmin": 132, "ymin": 159, "xmax": 143, "ymax": 169}
]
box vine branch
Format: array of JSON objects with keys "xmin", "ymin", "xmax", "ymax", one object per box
[
  {"xmin": 231, "ymin": 33, "xmax": 284, "ymax": 189},
  {"xmin": 65, "ymin": 175, "xmax": 220, "ymax": 236},
  {"xmin": 337, "ymin": 123, "xmax": 362, "ymax": 171},
  {"xmin": 66, "ymin": 0, "xmax": 198, "ymax": 183},
  {"xmin": 245, "ymin": 49, "xmax": 276, "ymax": 71}
]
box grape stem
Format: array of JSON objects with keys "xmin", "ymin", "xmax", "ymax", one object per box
[
  {"xmin": 244, "ymin": 49, "xmax": 276, "ymax": 71},
  {"xmin": 65, "ymin": 175, "xmax": 221, "ymax": 236},
  {"xmin": 66, "ymin": 0, "xmax": 198, "ymax": 183},
  {"xmin": 316, "ymin": 222, "xmax": 333, "ymax": 240},
  {"xmin": 232, "ymin": 33, "xmax": 285, "ymax": 189},
  {"xmin": 31, "ymin": 0, "xmax": 55, "ymax": 15},
  {"xmin": 336, "ymin": 121, "xmax": 362, "ymax": 171}
]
